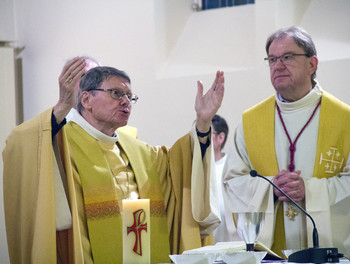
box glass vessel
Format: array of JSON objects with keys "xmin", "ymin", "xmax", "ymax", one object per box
[{"xmin": 232, "ymin": 212, "xmax": 265, "ymax": 251}]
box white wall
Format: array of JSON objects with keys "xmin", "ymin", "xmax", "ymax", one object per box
[
  {"xmin": 1, "ymin": 0, "xmax": 350, "ymax": 262},
  {"xmin": 154, "ymin": 0, "xmax": 350, "ymax": 150},
  {"xmin": 0, "ymin": 0, "xmax": 15, "ymax": 41},
  {"xmin": 10, "ymin": 0, "xmax": 350, "ymax": 147}
]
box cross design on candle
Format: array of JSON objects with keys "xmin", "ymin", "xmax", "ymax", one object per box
[{"xmin": 127, "ymin": 209, "xmax": 148, "ymax": 256}]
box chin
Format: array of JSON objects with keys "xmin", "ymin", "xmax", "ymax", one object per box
[
  {"xmin": 120, "ymin": 120, "xmax": 129, "ymax": 127},
  {"xmin": 274, "ymin": 84, "xmax": 290, "ymax": 94}
]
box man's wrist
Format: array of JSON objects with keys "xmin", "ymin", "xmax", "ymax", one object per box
[
  {"xmin": 53, "ymin": 101, "xmax": 72, "ymax": 124},
  {"xmin": 196, "ymin": 127, "xmax": 211, "ymax": 137},
  {"xmin": 51, "ymin": 110, "xmax": 67, "ymax": 139}
]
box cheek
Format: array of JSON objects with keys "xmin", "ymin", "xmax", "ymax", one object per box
[
  {"xmin": 270, "ymin": 70, "xmax": 276, "ymax": 84},
  {"xmin": 270, "ymin": 68, "xmax": 275, "ymax": 78}
]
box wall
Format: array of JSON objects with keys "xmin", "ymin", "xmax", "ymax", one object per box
[
  {"xmin": 154, "ymin": 0, "xmax": 350, "ymax": 149},
  {"xmin": 1, "ymin": 0, "xmax": 350, "ymax": 262},
  {"xmin": 0, "ymin": 0, "xmax": 15, "ymax": 41},
  {"xmin": 10, "ymin": 0, "xmax": 350, "ymax": 148}
]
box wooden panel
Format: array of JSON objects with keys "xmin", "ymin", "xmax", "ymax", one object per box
[{"xmin": 0, "ymin": 46, "xmax": 16, "ymax": 264}]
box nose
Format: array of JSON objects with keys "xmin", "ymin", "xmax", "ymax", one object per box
[
  {"xmin": 120, "ymin": 94, "xmax": 131, "ymax": 105},
  {"xmin": 274, "ymin": 57, "xmax": 286, "ymax": 69}
]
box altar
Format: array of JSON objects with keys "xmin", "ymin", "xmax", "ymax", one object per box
[
  {"xmin": 167, "ymin": 241, "xmax": 350, "ymax": 264},
  {"xmin": 167, "ymin": 256, "xmax": 350, "ymax": 264}
]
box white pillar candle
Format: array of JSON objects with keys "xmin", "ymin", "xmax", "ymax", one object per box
[{"xmin": 122, "ymin": 197, "xmax": 150, "ymax": 264}]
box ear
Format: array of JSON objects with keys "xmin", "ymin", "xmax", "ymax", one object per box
[
  {"xmin": 80, "ymin": 91, "xmax": 92, "ymax": 110},
  {"xmin": 218, "ymin": 132, "xmax": 226, "ymax": 145},
  {"xmin": 309, "ymin": 56, "xmax": 318, "ymax": 75}
]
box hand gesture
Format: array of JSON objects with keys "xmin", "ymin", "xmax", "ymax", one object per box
[
  {"xmin": 53, "ymin": 57, "xmax": 87, "ymax": 123},
  {"xmin": 195, "ymin": 70, "xmax": 225, "ymax": 133},
  {"xmin": 273, "ymin": 170, "xmax": 305, "ymax": 202}
]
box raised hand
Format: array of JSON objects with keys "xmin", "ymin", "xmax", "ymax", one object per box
[
  {"xmin": 195, "ymin": 70, "xmax": 225, "ymax": 134},
  {"xmin": 53, "ymin": 57, "xmax": 86, "ymax": 123}
]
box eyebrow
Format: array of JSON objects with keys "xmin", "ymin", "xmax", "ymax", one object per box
[
  {"xmin": 109, "ymin": 87, "xmax": 131, "ymax": 92},
  {"xmin": 109, "ymin": 87, "xmax": 133, "ymax": 95},
  {"xmin": 268, "ymin": 51, "xmax": 299, "ymax": 57}
]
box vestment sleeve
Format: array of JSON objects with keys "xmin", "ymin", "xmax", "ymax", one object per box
[
  {"xmin": 160, "ymin": 125, "xmax": 220, "ymax": 252},
  {"xmin": 51, "ymin": 111, "xmax": 67, "ymax": 139},
  {"xmin": 304, "ymin": 156, "xmax": 350, "ymax": 256},
  {"xmin": 222, "ymin": 121, "xmax": 275, "ymax": 246},
  {"xmin": 2, "ymin": 108, "xmax": 58, "ymax": 263},
  {"xmin": 189, "ymin": 125, "xmax": 220, "ymax": 238}
]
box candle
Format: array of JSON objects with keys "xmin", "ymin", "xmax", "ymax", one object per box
[{"xmin": 122, "ymin": 194, "xmax": 150, "ymax": 264}]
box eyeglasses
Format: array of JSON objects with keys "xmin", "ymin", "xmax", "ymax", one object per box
[
  {"xmin": 264, "ymin": 53, "xmax": 308, "ymax": 66},
  {"xmin": 89, "ymin": 88, "xmax": 139, "ymax": 104}
]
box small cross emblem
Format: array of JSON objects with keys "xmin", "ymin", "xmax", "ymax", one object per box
[
  {"xmin": 285, "ymin": 203, "xmax": 298, "ymax": 221},
  {"xmin": 319, "ymin": 147, "xmax": 344, "ymax": 174}
]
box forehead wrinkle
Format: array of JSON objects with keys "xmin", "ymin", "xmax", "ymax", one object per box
[
  {"xmin": 102, "ymin": 77, "xmax": 131, "ymax": 92},
  {"xmin": 268, "ymin": 37, "xmax": 304, "ymax": 56}
]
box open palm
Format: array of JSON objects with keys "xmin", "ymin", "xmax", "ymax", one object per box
[{"xmin": 195, "ymin": 70, "xmax": 225, "ymax": 131}]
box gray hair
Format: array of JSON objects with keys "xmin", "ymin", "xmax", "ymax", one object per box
[
  {"xmin": 265, "ymin": 26, "xmax": 317, "ymax": 87},
  {"xmin": 77, "ymin": 66, "xmax": 131, "ymax": 113}
]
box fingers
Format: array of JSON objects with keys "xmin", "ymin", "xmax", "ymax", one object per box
[
  {"xmin": 213, "ymin": 70, "xmax": 224, "ymax": 91},
  {"xmin": 273, "ymin": 170, "xmax": 305, "ymax": 201},
  {"xmin": 66, "ymin": 60, "xmax": 86, "ymax": 85},
  {"xmin": 278, "ymin": 189, "xmax": 304, "ymax": 202},
  {"xmin": 212, "ymin": 70, "xmax": 225, "ymax": 104},
  {"xmin": 195, "ymin": 70, "xmax": 224, "ymax": 123},
  {"xmin": 277, "ymin": 181, "xmax": 305, "ymax": 202},
  {"xmin": 59, "ymin": 57, "xmax": 87, "ymax": 87},
  {"xmin": 197, "ymin": 80, "xmax": 204, "ymax": 96},
  {"xmin": 274, "ymin": 169, "xmax": 289, "ymax": 180},
  {"xmin": 277, "ymin": 188, "xmax": 304, "ymax": 202},
  {"xmin": 217, "ymin": 71, "xmax": 225, "ymax": 95},
  {"xmin": 274, "ymin": 170, "xmax": 300, "ymax": 186},
  {"xmin": 197, "ymin": 70, "xmax": 224, "ymax": 96},
  {"xmin": 211, "ymin": 71, "xmax": 219, "ymax": 90},
  {"xmin": 60, "ymin": 57, "xmax": 80, "ymax": 76}
]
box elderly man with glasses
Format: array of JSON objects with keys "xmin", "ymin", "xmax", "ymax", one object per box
[
  {"xmin": 222, "ymin": 26, "xmax": 350, "ymax": 258},
  {"xmin": 3, "ymin": 57, "xmax": 224, "ymax": 264}
]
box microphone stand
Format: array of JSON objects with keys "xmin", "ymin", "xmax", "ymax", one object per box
[{"xmin": 249, "ymin": 170, "xmax": 343, "ymax": 263}]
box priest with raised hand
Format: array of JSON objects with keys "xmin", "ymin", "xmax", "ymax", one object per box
[{"xmin": 3, "ymin": 57, "xmax": 224, "ymax": 264}]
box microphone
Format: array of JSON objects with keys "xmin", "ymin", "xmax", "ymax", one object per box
[{"xmin": 249, "ymin": 170, "xmax": 343, "ymax": 263}]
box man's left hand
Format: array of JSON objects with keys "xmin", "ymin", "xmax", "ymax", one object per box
[{"xmin": 195, "ymin": 70, "xmax": 225, "ymax": 135}]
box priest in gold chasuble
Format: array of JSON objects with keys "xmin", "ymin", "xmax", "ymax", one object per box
[{"xmin": 3, "ymin": 61, "xmax": 224, "ymax": 264}]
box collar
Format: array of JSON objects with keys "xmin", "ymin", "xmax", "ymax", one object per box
[
  {"xmin": 275, "ymin": 82, "xmax": 323, "ymax": 112},
  {"xmin": 69, "ymin": 108, "xmax": 118, "ymax": 143}
]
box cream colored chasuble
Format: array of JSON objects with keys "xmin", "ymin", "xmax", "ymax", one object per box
[{"xmin": 223, "ymin": 84, "xmax": 350, "ymax": 256}]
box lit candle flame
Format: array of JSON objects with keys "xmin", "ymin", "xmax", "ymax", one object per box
[{"xmin": 129, "ymin": 191, "xmax": 138, "ymax": 200}]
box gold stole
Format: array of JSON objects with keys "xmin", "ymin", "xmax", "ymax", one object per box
[
  {"xmin": 243, "ymin": 92, "xmax": 350, "ymax": 254},
  {"xmin": 65, "ymin": 123, "xmax": 170, "ymax": 264}
]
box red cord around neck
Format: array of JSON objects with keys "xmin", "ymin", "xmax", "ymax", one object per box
[{"xmin": 276, "ymin": 98, "xmax": 321, "ymax": 171}]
